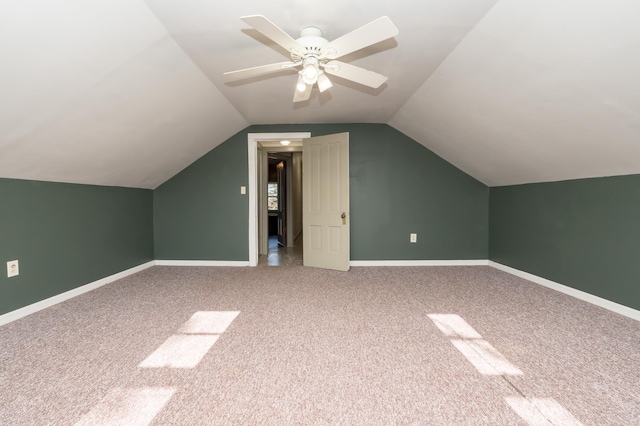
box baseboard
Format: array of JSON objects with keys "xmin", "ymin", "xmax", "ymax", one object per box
[
  {"xmin": 155, "ymin": 260, "xmax": 250, "ymax": 267},
  {"xmin": 488, "ymin": 261, "xmax": 640, "ymax": 321},
  {"xmin": 350, "ymin": 260, "xmax": 489, "ymax": 267},
  {"xmin": 0, "ymin": 261, "xmax": 156, "ymax": 327},
  {"xmin": 7, "ymin": 259, "xmax": 635, "ymax": 325}
]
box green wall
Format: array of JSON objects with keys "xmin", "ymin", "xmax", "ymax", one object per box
[
  {"xmin": 489, "ymin": 175, "xmax": 640, "ymax": 311},
  {"xmin": 154, "ymin": 124, "xmax": 489, "ymax": 261},
  {"xmin": 153, "ymin": 129, "xmax": 250, "ymax": 260},
  {"xmin": 0, "ymin": 178, "xmax": 154, "ymax": 315},
  {"xmin": 4, "ymin": 125, "xmax": 639, "ymax": 317}
]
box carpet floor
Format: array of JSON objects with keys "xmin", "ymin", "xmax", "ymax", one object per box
[{"xmin": 1, "ymin": 265, "xmax": 638, "ymax": 425}]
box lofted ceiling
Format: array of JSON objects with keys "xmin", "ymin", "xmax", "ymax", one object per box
[{"xmin": 1, "ymin": 0, "xmax": 639, "ymax": 189}]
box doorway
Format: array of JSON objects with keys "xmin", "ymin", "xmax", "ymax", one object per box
[
  {"xmin": 248, "ymin": 133, "xmax": 308, "ymax": 266},
  {"xmin": 248, "ymin": 133, "xmax": 310, "ymax": 266},
  {"xmin": 262, "ymin": 151, "xmax": 303, "ymax": 266},
  {"xmin": 247, "ymin": 132, "xmax": 350, "ymax": 270}
]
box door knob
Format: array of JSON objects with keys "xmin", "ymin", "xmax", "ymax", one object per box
[{"xmin": 341, "ymin": 212, "xmax": 346, "ymax": 225}]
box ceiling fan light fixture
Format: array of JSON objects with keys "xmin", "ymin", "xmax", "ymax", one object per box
[
  {"xmin": 302, "ymin": 63, "xmax": 319, "ymax": 84},
  {"xmin": 296, "ymin": 74, "xmax": 307, "ymax": 92},
  {"xmin": 317, "ymin": 72, "xmax": 332, "ymax": 92}
]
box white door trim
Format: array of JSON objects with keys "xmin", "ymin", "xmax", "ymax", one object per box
[{"xmin": 248, "ymin": 132, "xmax": 311, "ymax": 266}]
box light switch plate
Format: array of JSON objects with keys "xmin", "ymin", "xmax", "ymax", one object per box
[
  {"xmin": 240, "ymin": 186, "xmax": 246, "ymax": 195},
  {"xmin": 7, "ymin": 260, "xmax": 19, "ymax": 277},
  {"xmin": 410, "ymin": 233, "xmax": 417, "ymax": 243}
]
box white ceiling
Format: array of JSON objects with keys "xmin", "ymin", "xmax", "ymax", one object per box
[{"xmin": 1, "ymin": 0, "xmax": 639, "ymax": 188}]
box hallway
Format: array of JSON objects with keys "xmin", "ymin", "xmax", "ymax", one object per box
[{"xmin": 259, "ymin": 235, "xmax": 303, "ymax": 266}]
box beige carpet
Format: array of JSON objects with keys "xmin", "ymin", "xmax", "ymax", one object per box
[{"xmin": 1, "ymin": 265, "xmax": 638, "ymax": 425}]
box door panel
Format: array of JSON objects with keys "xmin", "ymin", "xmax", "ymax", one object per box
[
  {"xmin": 303, "ymin": 133, "xmax": 350, "ymax": 271},
  {"xmin": 309, "ymin": 225, "xmax": 322, "ymax": 251}
]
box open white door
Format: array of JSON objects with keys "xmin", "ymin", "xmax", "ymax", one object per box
[{"xmin": 303, "ymin": 132, "xmax": 350, "ymax": 271}]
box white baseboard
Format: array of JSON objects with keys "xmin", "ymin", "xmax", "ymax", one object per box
[
  {"xmin": 155, "ymin": 260, "xmax": 250, "ymax": 267},
  {"xmin": 5, "ymin": 259, "xmax": 636, "ymax": 326},
  {"xmin": 350, "ymin": 260, "xmax": 489, "ymax": 267},
  {"xmin": 0, "ymin": 261, "xmax": 155, "ymax": 326},
  {"xmin": 489, "ymin": 261, "xmax": 640, "ymax": 321}
]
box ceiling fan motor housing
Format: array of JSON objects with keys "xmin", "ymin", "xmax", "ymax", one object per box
[{"xmin": 292, "ymin": 27, "xmax": 329, "ymax": 62}]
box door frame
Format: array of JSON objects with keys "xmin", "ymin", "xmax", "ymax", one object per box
[{"xmin": 248, "ymin": 132, "xmax": 311, "ymax": 266}]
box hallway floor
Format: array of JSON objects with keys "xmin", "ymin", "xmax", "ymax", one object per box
[{"xmin": 258, "ymin": 235, "xmax": 303, "ymax": 266}]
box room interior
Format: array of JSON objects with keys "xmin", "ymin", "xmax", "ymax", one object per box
[{"xmin": 1, "ymin": 1, "xmax": 639, "ymax": 424}]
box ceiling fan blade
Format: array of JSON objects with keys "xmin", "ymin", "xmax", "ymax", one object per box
[
  {"xmin": 293, "ymin": 84, "xmax": 312, "ymax": 103},
  {"xmin": 241, "ymin": 15, "xmax": 301, "ymax": 55},
  {"xmin": 224, "ymin": 61, "xmax": 298, "ymax": 80},
  {"xmin": 323, "ymin": 61, "xmax": 388, "ymax": 88},
  {"xmin": 322, "ymin": 16, "xmax": 398, "ymax": 59}
]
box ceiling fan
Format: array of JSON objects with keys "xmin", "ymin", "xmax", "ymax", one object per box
[{"xmin": 224, "ymin": 15, "xmax": 399, "ymax": 102}]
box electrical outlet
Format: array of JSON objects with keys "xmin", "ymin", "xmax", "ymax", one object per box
[
  {"xmin": 7, "ymin": 260, "xmax": 19, "ymax": 277},
  {"xmin": 410, "ymin": 233, "xmax": 417, "ymax": 243}
]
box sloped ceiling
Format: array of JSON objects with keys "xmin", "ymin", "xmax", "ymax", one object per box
[
  {"xmin": 1, "ymin": 0, "xmax": 639, "ymax": 188},
  {"xmin": 391, "ymin": 0, "xmax": 640, "ymax": 186}
]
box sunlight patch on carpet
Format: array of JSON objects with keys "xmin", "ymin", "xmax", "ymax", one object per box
[
  {"xmin": 139, "ymin": 335, "xmax": 219, "ymax": 368},
  {"xmin": 75, "ymin": 387, "xmax": 175, "ymax": 426},
  {"xmin": 139, "ymin": 311, "xmax": 239, "ymax": 369},
  {"xmin": 427, "ymin": 314, "xmax": 483, "ymax": 339},
  {"xmin": 505, "ymin": 397, "xmax": 584, "ymax": 426},
  {"xmin": 451, "ymin": 339, "xmax": 523, "ymax": 375},
  {"xmin": 429, "ymin": 313, "xmax": 522, "ymax": 376},
  {"xmin": 178, "ymin": 311, "xmax": 240, "ymax": 334}
]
